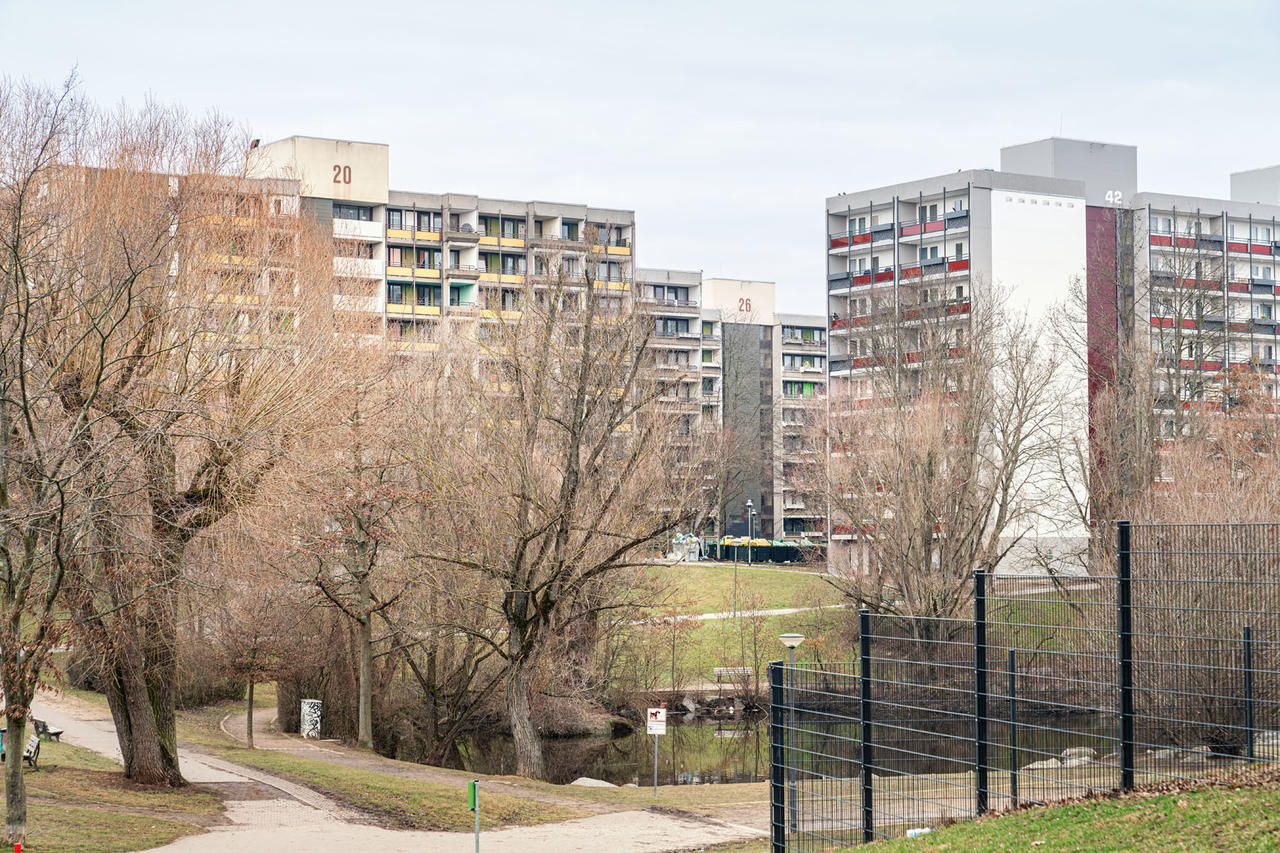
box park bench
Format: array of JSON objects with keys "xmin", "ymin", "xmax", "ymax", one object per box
[
  {"xmin": 0, "ymin": 734, "xmax": 40, "ymax": 771},
  {"xmin": 33, "ymin": 719, "xmax": 63, "ymax": 741},
  {"xmin": 713, "ymin": 666, "xmax": 753, "ymax": 685}
]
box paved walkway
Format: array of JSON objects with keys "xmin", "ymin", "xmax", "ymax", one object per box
[{"xmin": 36, "ymin": 691, "xmax": 767, "ymax": 853}]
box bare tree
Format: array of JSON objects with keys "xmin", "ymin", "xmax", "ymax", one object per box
[
  {"xmin": 820, "ymin": 294, "xmax": 1066, "ymax": 639},
  {"xmin": 406, "ymin": 237, "xmax": 705, "ymax": 778},
  {"xmin": 0, "ymin": 86, "xmax": 361, "ymax": 788}
]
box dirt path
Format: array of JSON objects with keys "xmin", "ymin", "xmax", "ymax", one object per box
[{"xmin": 38, "ymin": 691, "xmax": 767, "ymax": 852}]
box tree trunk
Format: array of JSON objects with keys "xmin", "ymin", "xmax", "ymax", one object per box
[
  {"xmin": 104, "ymin": 633, "xmax": 184, "ymax": 786},
  {"xmin": 506, "ymin": 661, "xmax": 545, "ymax": 779},
  {"xmin": 4, "ymin": 703, "xmax": 29, "ymax": 847},
  {"xmin": 245, "ymin": 681, "xmax": 255, "ymax": 749},
  {"xmin": 357, "ymin": 610, "xmax": 373, "ymax": 749}
]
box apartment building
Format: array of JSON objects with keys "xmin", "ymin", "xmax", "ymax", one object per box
[
  {"xmin": 825, "ymin": 140, "xmax": 1094, "ymax": 573},
  {"xmin": 638, "ymin": 268, "xmax": 715, "ymax": 440},
  {"xmin": 248, "ymin": 136, "xmax": 635, "ymax": 352},
  {"xmin": 699, "ymin": 278, "xmax": 826, "ymax": 544},
  {"xmin": 826, "ymin": 136, "xmax": 1280, "ymax": 572}
]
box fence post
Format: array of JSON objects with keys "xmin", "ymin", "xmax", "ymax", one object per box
[
  {"xmin": 859, "ymin": 608, "xmax": 874, "ymax": 844},
  {"xmin": 1244, "ymin": 626, "xmax": 1255, "ymax": 761},
  {"xmin": 974, "ymin": 570, "xmax": 989, "ymax": 816},
  {"xmin": 1117, "ymin": 520, "xmax": 1135, "ymax": 792},
  {"xmin": 769, "ymin": 662, "xmax": 786, "ymax": 852},
  {"xmin": 1008, "ymin": 648, "xmax": 1018, "ymax": 808}
]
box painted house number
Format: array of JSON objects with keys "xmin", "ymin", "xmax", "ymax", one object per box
[
  {"xmin": 1104, "ymin": 190, "xmax": 1123, "ymax": 205},
  {"xmin": 332, "ymin": 164, "xmax": 352, "ymax": 184},
  {"xmin": 738, "ymin": 297, "xmax": 752, "ymax": 312}
]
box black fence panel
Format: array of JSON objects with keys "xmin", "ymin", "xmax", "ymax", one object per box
[{"xmin": 768, "ymin": 522, "xmax": 1280, "ymax": 851}]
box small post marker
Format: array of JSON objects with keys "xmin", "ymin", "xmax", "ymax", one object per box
[
  {"xmin": 647, "ymin": 703, "xmax": 667, "ymax": 800},
  {"xmin": 467, "ymin": 779, "xmax": 479, "ymax": 852}
]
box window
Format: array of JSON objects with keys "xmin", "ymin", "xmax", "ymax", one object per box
[
  {"xmin": 501, "ymin": 218, "xmax": 523, "ymax": 239},
  {"xmin": 388, "ymin": 247, "xmax": 405, "ymax": 267},
  {"xmin": 480, "ymin": 253, "xmax": 499, "ymax": 273},
  {"xmin": 501, "ymin": 255, "xmax": 524, "ymax": 275},
  {"xmin": 416, "ymin": 284, "xmax": 440, "ymax": 306},
  {"xmin": 702, "ymin": 348, "xmax": 715, "ymax": 363},
  {"xmin": 480, "ymin": 216, "xmax": 498, "ymax": 237},
  {"xmin": 652, "ymin": 285, "xmax": 689, "ymax": 303},
  {"xmin": 387, "ymin": 283, "xmax": 404, "ymax": 304},
  {"xmin": 702, "ymin": 320, "xmax": 714, "ymax": 336},
  {"xmin": 417, "ymin": 249, "xmax": 440, "ymax": 269},
  {"xmin": 387, "ymin": 209, "xmax": 403, "ymax": 229},
  {"xmin": 1257, "ymin": 303, "xmax": 1274, "ymax": 321},
  {"xmin": 955, "ymin": 242, "xmax": 964, "ymax": 260},
  {"xmin": 655, "ymin": 318, "xmax": 690, "ymax": 337},
  {"xmin": 562, "ymin": 221, "xmax": 579, "ymax": 241},
  {"xmin": 419, "ymin": 211, "xmax": 441, "ymax": 231},
  {"xmin": 333, "ymin": 204, "xmax": 371, "ymax": 221}
]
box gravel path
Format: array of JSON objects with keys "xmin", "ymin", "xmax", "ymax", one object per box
[{"xmin": 36, "ymin": 691, "xmax": 767, "ymax": 853}]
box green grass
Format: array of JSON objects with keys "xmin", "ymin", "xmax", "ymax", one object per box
[
  {"xmin": 4, "ymin": 740, "xmax": 219, "ymax": 852},
  {"xmin": 854, "ymin": 775, "xmax": 1280, "ymax": 852},
  {"xmin": 647, "ymin": 562, "xmax": 841, "ymax": 615},
  {"xmin": 169, "ymin": 686, "xmax": 582, "ymax": 831},
  {"xmin": 211, "ymin": 746, "xmax": 582, "ymax": 830}
]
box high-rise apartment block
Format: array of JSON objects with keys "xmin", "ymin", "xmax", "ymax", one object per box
[
  {"xmin": 249, "ymin": 136, "xmax": 635, "ymax": 352},
  {"xmin": 825, "ymin": 136, "xmax": 1280, "ymax": 571}
]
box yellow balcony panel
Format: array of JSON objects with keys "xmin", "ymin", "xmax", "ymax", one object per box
[
  {"xmin": 479, "ymin": 235, "xmax": 499, "ymax": 246},
  {"xmin": 500, "ymin": 274, "xmax": 525, "ymax": 285},
  {"xmin": 394, "ymin": 340, "xmax": 439, "ymax": 353},
  {"xmin": 417, "ymin": 305, "xmax": 441, "ymax": 316},
  {"xmin": 387, "ymin": 303, "xmax": 413, "ymax": 315},
  {"xmin": 613, "ymin": 422, "xmax": 633, "ymax": 433},
  {"xmin": 203, "ymin": 253, "xmax": 258, "ymax": 267},
  {"xmin": 387, "ymin": 228, "xmax": 413, "ymax": 241},
  {"xmin": 415, "ymin": 231, "xmax": 442, "ymax": 242},
  {"xmin": 201, "ymin": 215, "xmax": 255, "ymax": 227},
  {"xmin": 479, "ymin": 272, "xmax": 500, "ymax": 282},
  {"xmin": 211, "ymin": 293, "xmax": 260, "ymax": 306},
  {"xmin": 502, "ymin": 310, "xmax": 522, "ymax": 320},
  {"xmin": 415, "ymin": 268, "xmax": 442, "ymax": 280},
  {"xmin": 590, "ymin": 244, "xmax": 605, "ymax": 253},
  {"xmin": 500, "ymin": 237, "xmax": 525, "ymax": 249},
  {"xmin": 386, "ymin": 265, "xmax": 413, "ymax": 278},
  {"xmin": 607, "ymin": 245, "xmax": 631, "ymax": 256},
  {"xmin": 593, "ymin": 281, "xmax": 631, "ymax": 291},
  {"xmin": 479, "ymin": 309, "xmax": 499, "ymax": 318}
]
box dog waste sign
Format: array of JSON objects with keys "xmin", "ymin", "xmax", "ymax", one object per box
[{"xmin": 646, "ymin": 707, "xmax": 666, "ymax": 735}]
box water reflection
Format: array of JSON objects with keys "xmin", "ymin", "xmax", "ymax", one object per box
[{"xmin": 450, "ymin": 717, "xmax": 770, "ymax": 786}]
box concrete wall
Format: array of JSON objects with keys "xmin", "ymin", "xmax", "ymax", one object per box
[
  {"xmin": 1000, "ymin": 138, "xmax": 1136, "ymax": 208},
  {"xmin": 250, "ymin": 136, "xmax": 389, "ymax": 205},
  {"xmin": 704, "ymin": 278, "xmax": 777, "ymax": 326}
]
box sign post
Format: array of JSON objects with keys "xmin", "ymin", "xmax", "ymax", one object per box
[
  {"xmin": 468, "ymin": 779, "xmax": 479, "ymax": 852},
  {"xmin": 646, "ymin": 706, "xmax": 667, "ymax": 800}
]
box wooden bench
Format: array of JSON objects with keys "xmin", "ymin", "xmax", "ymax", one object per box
[
  {"xmin": 33, "ymin": 719, "xmax": 63, "ymax": 741},
  {"xmin": 713, "ymin": 667, "xmax": 753, "ymax": 684},
  {"xmin": 0, "ymin": 734, "xmax": 40, "ymax": 771}
]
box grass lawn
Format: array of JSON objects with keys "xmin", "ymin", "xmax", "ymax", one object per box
[
  {"xmin": 849, "ymin": 769, "xmax": 1280, "ymax": 852},
  {"xmin": 647, "ymin": 562, "xmax": 841, "ymax": 615},
  {"xmin": 6, "ymin": 740, "xmax": 221, "ymax": 853},
  {"xmin": 172, "ymin": 687, "xmax": 581, "ymax": 831}
]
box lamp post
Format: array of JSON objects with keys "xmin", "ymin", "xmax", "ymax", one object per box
[
  {"xmin": 779, "ymin": 633, "xmax": 804, "ymax": 837},
  {"xmin": 746, "ymin": 499, "xmax": 757, "ymax": 566}
]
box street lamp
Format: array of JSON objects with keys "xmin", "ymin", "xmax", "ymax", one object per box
[
  {"xmin": 779, "ymin": 633, "xmax": 804, "ymax": 837},
  {"xmin": 746, "ymin": 499, "xmax": 757, "ymax": 566}
]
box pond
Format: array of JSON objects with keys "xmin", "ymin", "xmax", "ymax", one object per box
[
  {"xmin": 448, "ymin": 716, "xmax": 771, "ymax": 786},
  {"xmin": 441, "ymin": 710, "xmax": 1122, "ymax": 787}
]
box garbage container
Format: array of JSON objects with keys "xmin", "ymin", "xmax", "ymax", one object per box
[{"xmin": 300, "ymin": 698, "xmax": 322, "ymax": 739}]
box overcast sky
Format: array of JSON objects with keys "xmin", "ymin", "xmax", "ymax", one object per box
[{"xmin": 5, "ymin": 0, "xmax": 1280, "ymax": 313}]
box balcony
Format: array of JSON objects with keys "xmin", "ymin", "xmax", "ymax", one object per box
[
  {"xmin": 643, "ymin": 297, "xmax": 700, "ymax": 314},
  {"xmin": 782, "ymin": 335, "xmax": 826, "ymax": 348},
  {"xmin": 446, "ymin": 264, "xmax": 482, "ymax": 279},
  {"xmin": 333, "ymin": 256, "xmax": 382, "ymax": 279},
  {"xmin": 445, "ymin": 224, "xmax": 482, "ymax": 242},
  {"xmin": 333, "ymin": 218, "xmax": 382, "ymax": 241}
]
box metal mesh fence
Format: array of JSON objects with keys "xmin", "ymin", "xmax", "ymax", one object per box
[{"xmin": 769, "ymin": 522, "xmax": 1280, "ymax": 851}]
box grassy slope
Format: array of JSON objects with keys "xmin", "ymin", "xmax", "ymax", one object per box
[
  {"xmin": 6, "ymin": 740, "xmax": 220, "ymax": 853},
  {"xmin": 647, "ymin": 563, "xmax": 840, "ymax": 615},
  {"xmin": 864, "ymin": 779, "xmax": 1280, "ymax": 852},
  {"xmin": 174, "ymin": 687, "xmax": 581, "ymax": 831}
]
